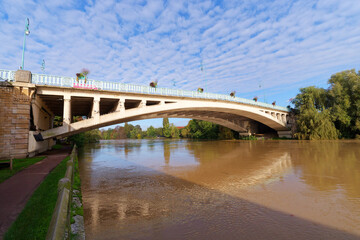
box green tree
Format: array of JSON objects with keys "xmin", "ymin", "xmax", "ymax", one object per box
[
  {"xmin": 218, "ymin": 126, "xmax": 234, "ymax": 139},
  {"xmin": 128, "ymin": 125, "xmax": 143, "ymax": 139},
  {"xmin": 180, "ymin": 128, "xmax": 189, "ymax": 138},
  {"xmin": 162, "ymin": 118, "xmax": 171, "ymax": 138},
  {"xmin": 186, "ymin": 119, "xmax": 219, "ymax": 139},
  {"xmin": 327, "ymin": 70, "xmax": 360, "ymax": 138},
  {"xmin": 292, "ymin": 69, "xmax": 360, "ymax": 139},
  {"xmin": 293, "ymin": 86, "xmax": 338, "ymax": 140},
  {"xmin": 146, "ymin": 126, "xmax": 157, "ymax": 138},
  {"xmin": 170, "ymin": 124, "xmax": 180, "ymax": 138},
  {"xmin": 124, "ymin": 123, "xmax": 135, "ymax": 138}
]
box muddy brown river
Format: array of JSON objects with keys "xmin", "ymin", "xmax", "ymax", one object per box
[{"xmin": 78, "ymin": 140, "xmax": 360, "ymax": 240}]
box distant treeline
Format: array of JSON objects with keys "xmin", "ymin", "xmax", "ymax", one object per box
[
  {"xmin": 99, "ymin": 118, "xmax": 238, "ymax": 140},
  {"xmin": 66, "ymin": 118, "xmax": 238, "ymax": 147}
]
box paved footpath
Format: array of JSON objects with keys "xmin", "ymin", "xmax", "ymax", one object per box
[{"xmin": 0, "ymin": 147, "xmax": 71, "ymax": 238}]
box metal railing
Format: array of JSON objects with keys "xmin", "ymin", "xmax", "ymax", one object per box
[{"xmin": 0, "ymin": 69, "xmax": 290, "ymax": 112}]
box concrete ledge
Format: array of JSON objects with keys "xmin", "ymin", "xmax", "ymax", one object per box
[
  {"xmin": 46, "ymin": 145, "xmax": 77, "ymax": 240},
  {"xmin": 46, "ymin": 187, "xmax": 70, "ymax": 240}
]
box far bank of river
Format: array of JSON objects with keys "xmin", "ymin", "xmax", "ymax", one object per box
[{"xmin": 78, "ymin": 139, "xmax": 360, "ymax": 240}]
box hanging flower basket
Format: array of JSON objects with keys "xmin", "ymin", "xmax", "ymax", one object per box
[
  {"xmin": 150, "ymin": 80, "xmax": 158, "ymax": 88},
  {"xmin": 253, "ymin": 96, "xmax": 258, "ymax": 102},
  {"xmin": 76, "ymin": 68, "xmax": 90, "ymax": 83},
  {"xmin": 272, "ymin": 101, "xmax": 276, "ymax": 106},
  {"xmin": 197, "ymin": 88, "xmax": 204, "ymax": 93},
  {"xmin": 230, "ymin": 91, "xmax": 236, "ymax": 97}
]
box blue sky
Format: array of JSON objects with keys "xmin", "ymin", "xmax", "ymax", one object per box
[{"xmin": 1, "ymin": 0, "xmax": 360, "ymax": 129}]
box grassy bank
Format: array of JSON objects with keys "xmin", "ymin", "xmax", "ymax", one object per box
[
  {"xmin": 4, "ymin": 156, "xmax": 70, "ymax": 240},
  {"xmin": 0, "ymin": 156, "xmax": 46, "ymax": 183}
]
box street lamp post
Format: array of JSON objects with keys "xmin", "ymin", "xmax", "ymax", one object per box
[{"xmin": 21, "ymin": 18, "xmax": 30, "ymax": 70}]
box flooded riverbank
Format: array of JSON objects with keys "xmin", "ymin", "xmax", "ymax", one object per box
[{"xmin": 79, "ymin": 140, "xmax": 360, "ymax": 239}]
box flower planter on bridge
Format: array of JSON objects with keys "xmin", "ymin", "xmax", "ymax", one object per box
[{"xmin": 73, "ymin": 83, "xmax": 98, "ymax": 90}]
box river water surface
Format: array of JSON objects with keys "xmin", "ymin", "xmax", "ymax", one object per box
[{"xmin": 78, "ymin": 140, "xmax": 360, "ymax": 240}]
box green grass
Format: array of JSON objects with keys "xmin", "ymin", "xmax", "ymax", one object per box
[
  {"xmin": 0, "ymin": 156, "xmax": 46, "ymax": 183},
  {"xmin": 51, "ymin": 144, "xmax": 63, "ymax": 150},
  {"xmin": 4, "ymin": 156, "xmax": 70, "ymax": 240}
]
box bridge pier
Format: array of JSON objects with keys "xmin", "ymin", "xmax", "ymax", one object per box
[
  {"xmin": 63, "ymin": 96, "xmax": 71, "ymax": 126},
  {"xmin": 115, "ymin": 99, "xmax": 125, "ymax": 112},
  {"xmin": 91, "ymin": 96, "xmax": 100, "ymax": 119}
]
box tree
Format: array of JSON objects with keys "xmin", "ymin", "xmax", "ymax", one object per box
[
  {"xmin": 218, "ymin": 126, "xmax": 234, "ymax": 139},
  {"xmin": 124, "ymin": 123, "xmax": 135, "ymax": 138},
  {"xmin": 185, "ymin": 119, "xmax": 219, "ymax": 139},
  {"xmin": 162, "ymin": 118, "xmax": 171, "ymax": 138},
  {"xmin": 293, "ymin": 86, "xmax": 338, "ymax": 139},
  {"xmin": 170, "ymin": 124, "xmax": 180, "ymax": 138},
  {"xmin": 292, "ymin": 69, "xmax": 360, "ymax": 139},
  {"xmin": 146, "ymin": 126, "xmax": 157, "ymax": 138},
  {"xmin": 180, "ymin": 128, "xmax": 189, "ymax": 138},
  {"xmin": 327, "ymin": 70, "xmax": 360, "ymax": 138}
]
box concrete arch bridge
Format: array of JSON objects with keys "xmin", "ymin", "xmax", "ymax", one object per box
[{"xmin": 0, "ymin": 70, "xmax": 292, "ymax": 158}]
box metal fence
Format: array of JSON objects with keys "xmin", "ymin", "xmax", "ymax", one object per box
[{"xmin": 0, "ymin": 69, "xmax": 290, "ymax": 112}]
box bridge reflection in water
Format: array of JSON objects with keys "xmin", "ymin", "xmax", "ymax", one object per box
[{"xmin": 79, "ymin": 140, "xmax": 360, "ymax": 240}]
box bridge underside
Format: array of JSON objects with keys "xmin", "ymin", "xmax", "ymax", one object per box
[{"xmin": 35, "ymin": 90, "xmax": 291, "ymax": 140}]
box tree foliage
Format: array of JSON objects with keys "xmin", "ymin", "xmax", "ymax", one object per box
[
  {"xmin": 162, "ymin": 118, "xmax": 171, "ymax": 138},
  {"xmin": 293, "ymin": 69, "xmax": 360, "ymax": 139},
  {"xmin": 182, "ymin": 119, "xmax": 235, "ymax": 139}
]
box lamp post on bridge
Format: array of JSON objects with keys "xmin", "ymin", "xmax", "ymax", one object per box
[{"xmin": 21, "ymin": 18, "xmax": 30, "ymax": 70}]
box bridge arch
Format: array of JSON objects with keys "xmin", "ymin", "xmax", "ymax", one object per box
[{"xmin": 41, "ymin": 99, "xmax": 290, "ymax": 139}]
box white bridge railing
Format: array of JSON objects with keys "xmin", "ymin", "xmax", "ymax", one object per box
[{"xmin": 0, "ymin": 69, "xmax": 290, "ymax": 112}]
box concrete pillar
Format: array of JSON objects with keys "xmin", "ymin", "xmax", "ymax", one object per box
[
  {"xmin": 15, "ymin": 70, "xmax": 31, "ymax": 83},
  {"xmin": 63, "ymin": 96, "xmax": 71, "ymax": 125},
  {"xmin": 91, "ymin": 96, "xmax": 100, "ymax": 118},
  {"xmin": 276, "ymin": 113, "xmax": 281, "ymax": 120},
  {"xmin": 115, "ymin": 99, "xmax": 125, "ymax": 112},
  {"xmin": 139, "ymin": 100, "xmax": 146, "ymax": 108}
]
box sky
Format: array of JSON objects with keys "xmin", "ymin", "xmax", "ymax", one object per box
[{"xmin": 1, "ymin": 0, "xmax": 360, "ymax": 129}]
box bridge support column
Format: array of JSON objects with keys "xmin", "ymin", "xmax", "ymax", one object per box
[
  {"xmin": 115, "ymin": 99, "xmax": 125, "ymax": 112},
  {"xmin": 91, "ymin": 96, "xmax": 100, "ymax": 120},
  {"xmin": 140, "ymin": 100, "xmax": 146, "ymax": 108},
  {"xmin": 63, "ymin": 96, "xmax": 71, "ymax": 126}
]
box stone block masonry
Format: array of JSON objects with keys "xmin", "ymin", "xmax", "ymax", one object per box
[{"xmin": 0, "ymin": 85, "xmax": 31, "ymax": 159}]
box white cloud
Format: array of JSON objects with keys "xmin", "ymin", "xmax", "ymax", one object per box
[{"xmin": 0, "ymin": 0, "xmax": 360, "ymax": 105}]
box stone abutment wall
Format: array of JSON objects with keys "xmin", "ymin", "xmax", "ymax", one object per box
[{"xmin": 0, "ymin": 85, "xmax": 31, "ymax": 159}]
